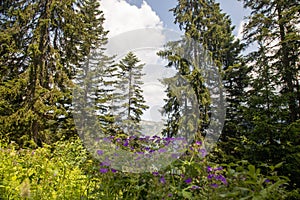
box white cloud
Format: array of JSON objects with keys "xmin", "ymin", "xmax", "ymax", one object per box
[
  {"xmin": 236, "ymin": 20, "xmax": 245, "ymax": 41},
  {"xmin": 99, "ymin": 0, "xmax": 163, "ymax": 37}
]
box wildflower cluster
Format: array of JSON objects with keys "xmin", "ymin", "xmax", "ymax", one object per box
[
  {"xmin": 0, "ymin": 139, "xmax": 289, "ymax": 199},
  {"xmin": 207, "ymin": 166, "xmax": 228, "ymax": 188},
  {"xmin": 95, "ymin": 134, "xmax": 229, "ymax": 198},
  {"xmin": 94, "ymin": 134, "xmax": 193, "ymax": 172}
]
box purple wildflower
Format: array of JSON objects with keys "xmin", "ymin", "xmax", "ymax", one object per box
[
  {"xmin": 152, "ymin": 171, "xmax": 159, "ymax": 176},
  {"xmin": 207, "ymin": 174, "xmax": 214, "ymax": 179},
  {"xmin": 171, "ymin": 153, "xmax": 179, "ymax": 159},
  {"xmin": 160, "ymin": 176, "xmax": 166, "ymax": 184},
  {"xmin": 97, "ymin": 150, "xmax": 104, "ymax": 155},
  {"xmin": 207, "ymin": 166, "xmax": 213, "ymax": 172},
  {"xmin": 100, "ymin": 168, "xmax": 108, "ymax": 174},
  {"xmin": 158, "ymin": 148, "xmax": 167, "ymax": 153},
  {"xmin": 123, "ymin": 140, "xmax": 129, "ymax": 147},
  {"xmin": 144, "ymin": 147, "xmax": 151, "ymax": 151},
  {"xmin": 129, "ymin": 135, "xmax": 136, "ymax": 140},
  {"xmin": 185, "ymin": 178, "xmax": 192, "ymax": 184},
  {"xmin": 214, "ymin": 167, "xmax": 223, "ymax": 171},
  {"xmin": 100, "ymin": 160, "xmax": 110, "ymax": 166},
  {"xmin": 210, "ymin": 183, "xmax": 218, "ymax": 188},
  {"xmin": 195, "ymin": 141, "xmax": 202, "ymax": 145},
  {"xmin": 135, "ymin": 156, "xmax": 141, "ymax": 161},
  {"xmin": 166, "ymin": 137, "xmax": 175, "ymax": 142},
  {"xmin": 199, "ymin": 148, "xmax": 207, "ymax": 157},
  {"xmin": 111, "ymin": 168, "xmax": 117, "ymax": 173},
  {"xmin": 216, "ymin": 175, "xmax": 227, "ymax": 185},
  {"xmin": 191, "ymin": 185, "xmax": 200, "ymax": 190}
]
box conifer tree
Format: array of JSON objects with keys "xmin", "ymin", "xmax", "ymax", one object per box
[
  {"xmin": 159, "ymin": 0, "xmax": 246, "ymax": 151},
  {"xmin": 239, "ymin": 0, "xmax": 300, "ymax": 188},
  {"xmin": 94, "ymin": 61, "xmax": 119, "ymax": 133},
  {"xmin": 74, "ymin": 0, "xmax": 117, "ymax": 136},
  {"xmin": 158, "ymin": 39, "xmax": 208, "ymax": 140},
  {"xmin": 241, "ymin": 0, "xmax": 299, "ymax": 125},
  {"xmin": 0, "ymin": 0, "xmax": 109, "ymax": 147},
  {"xmin": 114, "ymin": 52, "xmax": 149, "ymax": 135}
]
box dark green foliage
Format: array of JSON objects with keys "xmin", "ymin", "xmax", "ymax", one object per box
[
  {"xmin": 241, "ymin": 0, "xmax": 299, "ymax": 124},
  {"xmin": 163, "ymin": 0, "xmax": 247, "ymax": 148},
  {"xmin": 280, "ymin": 120, "xmax": 300, "ymax": 189},
  {"xmin": 95, "ymin": 61, "xmax": 119, "ymax": 133},
  {"xmin": 0, "ymin": 0, "xmax": 108, "ymax": 147},
  {"xmin": 239, "ymin": 0, "xmax": 300, "ymax": 189},
  {"xmin": 157, "ymin": 39, "xmax": 209, "ymax": 140},
  {"xmin": 172, "ymin": 0, "xmax": 243, "ymax": 68},
  {"xmin": 220, "ymin": 62, "xmax": 250, "ymax": 161}
]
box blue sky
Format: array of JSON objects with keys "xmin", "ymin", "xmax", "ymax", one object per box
[{"xmin": 123, "ymin": 0, "xmax": 249, "ymax": 36}]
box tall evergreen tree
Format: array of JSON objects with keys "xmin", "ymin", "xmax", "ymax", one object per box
[
  {"xmin": 241, "ymin": 0, "xmax": 299, "ymax": 125},
  {"xmin": 74, "ymin": 0, "xmax": 117, "ymax": 136},
  {"xmin": 114, "ymin": 52, "xmax": 149, "ymax": 135},
  {"xmin": 0, "ymin": 0, "xmax": 108, "ymax": 147},
  {"xmin": 172, "ymin": 0, "xmax": 243, "ymax": 68},
  {"xmin": 159, "ymin": 0, "xmax": 246, "ymax": 154},
  {"xmin": 94, "ymin": 60, "xmax": 119, "ymax": 133},
  {"xmin": 240, "ymin": 0, "xmax": 300, "ymax": 188},
  {"xmin": 157, "ymin": 39, "xmax": 208, "ymax": 140}
]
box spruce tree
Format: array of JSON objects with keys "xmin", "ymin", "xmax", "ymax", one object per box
[
  {"xmin": 114, "ymin": 52, "xmax": 149, "ymax": 135},
  {"xmin": 159, "ymin": 0, "xmax": 246, "ymax": 154},
  {"xmin": 73, "ymin": 0, "xmax": 117, "ymax": 136},
  {"xmin": 157, "ymin": 39, "xmax": 208, "ymax": 140},
  {"xmin": 0, "ymin": 0, "xmax": 109, "ymax": 147},
  {"xmin": 241, "ymin": 0, "xmax": 299, "ymax": 124},
  {"xmin": 172, "ymin": 0, "xmax": 243, "ymax": 68},
  {"xmin": 95, "ymin": 61, "xmax": 119, "ymax": 133},
  {"xmin": 240, "ymin": 0, "xmax": 300, "ymax": 188}
]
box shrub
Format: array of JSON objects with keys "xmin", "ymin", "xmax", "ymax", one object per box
[{"xmin": 0, "ymin": 137, "xmax": 292, "ymax": 199}]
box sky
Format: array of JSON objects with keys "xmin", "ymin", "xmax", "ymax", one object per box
[
  {"xmin": 99, "ymin": 0, "xmax": 249, "ymax": 38},
  {"xmin": 98, "ymin": 0, "xmax": 250, "ymax": 123}
]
